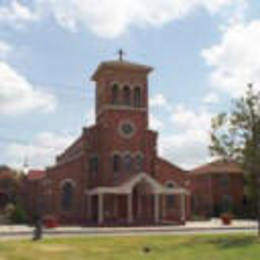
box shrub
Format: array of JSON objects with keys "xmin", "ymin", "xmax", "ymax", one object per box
[{"xmin": 10, "ymin": 202, "xmax": 28, "ymax": 224}]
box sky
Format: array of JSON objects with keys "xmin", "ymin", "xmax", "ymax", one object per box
[{"xmin": 0, "ymin": 0, "xmax": 260, "ymax": 170}]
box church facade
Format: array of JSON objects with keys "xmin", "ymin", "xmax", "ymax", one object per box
[{"xmin": 40, "ymin": 58, "xmax": 191, "ymax": 225}]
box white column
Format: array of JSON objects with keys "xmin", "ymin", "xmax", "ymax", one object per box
[
  {"xmin": 98, "ymin": 193, "xmax": 104, "ymax": 225},
  {"xmin": 162, "ymin": 195, "xmax": 166, "ymax": 219},
  {"xmin": 127, "ymin": 193, "xmax": 133, "ymax": 224},
  {"xmin": 87, "ymin": 195, "xmax": 92, "ymax": 220},
  {"xmin": 154, "ymin": 193, "xmax": 160, "ymax": 223},
  {"xmin": 137, "ymin": 193, "xmax": 141, "ymax": 219},
  {"xmin": 181, "ymin": 193, "xmax": 186, "ymax": 222}
]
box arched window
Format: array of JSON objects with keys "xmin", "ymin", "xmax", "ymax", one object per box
[
  {"xmin": 113, "ymin": 154, "xmax": 120, "ymax": 173},
  {"xmin": 61, "ymin": 182, "xmax": 74, "ymax": 211},
  {"xmin": 124, "ymin": 153, "xmax": 133, "ymax": 172},
  {"xmin": 166, "ymin": 195, "xmax": 175, "ymax": 209},
  {"xmin": 166, "ymin": 182, "xmax": 176, "ymax": 189},
  {"xmin": 123, "ymin": 86, "xmax": 131, "ymax": 106},
  {"xmin": 134, "ymin": 87, "xmax": 141, "ymax": 107},
  {"xmin": 111, "ymin": 84, "xmax": 119, "ymax": 104},
  {"xmin": 135, "ymin": 154, "xmax": 144, "ymax": 171}
]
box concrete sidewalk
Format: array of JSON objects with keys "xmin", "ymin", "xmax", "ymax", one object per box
[
  {"xmin": 0, "ymin": 219, "xmax": 257, "ymax": 239},
  {"xmin": 0, "ymin": 219, "xmax": 257, "ymax": 235}
]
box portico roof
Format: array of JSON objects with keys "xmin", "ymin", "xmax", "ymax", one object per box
[{"xmin": 86, "ymin": 173, "xmax": 189, "ymax": 195}]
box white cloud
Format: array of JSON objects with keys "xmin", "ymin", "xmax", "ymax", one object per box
[
  {"xmin": 0, "ymin": 0, "xmax": 241, "ymax": 38},
  {"xmin": 0, "ymin": 0, "xmax": 38, "ymax": 28},
  {"xmin": 86, "ymin": 107, "xmax": 95, "ymax": 126},
  {"xmin": 150, "ymin": 93, "xmax": 171, "ymax": 111},
  {"xmin": 0, "ymin": 62, "xmax": 57, "ymax": 115},
  {"xmin": 40, "ymin": 0, "xmax": 239, "ymax": 38},
  {"xmin": 171, "ymin": 104, "xmax": 212, "ymax": 130},
  {"xmin": 219, "ymin": 0, "xmax": 248, "ymax": 30},
  {"xmin": 203, "ymin": 93, "xmax": 220, "ymax": 104},
  {"xmin": 158, "ymin": 105, "xmax": 214, "ymax": 169},
  {"xmin": 6, "ymin": 132, "xmax": 75, "ymax": 169},
  {"xmin": 150, "ymin": 113, "xmax": 165, "ymax": 131},
  {"xmin": 159, "ymin": 132, "xmax": 212, "ymax": 169},
  {"xmin": 202, "ymin": 20, "xmax": 260, "ymax": 97},
  {"xmin": 0, "ymin": 39, "xmax": 56, "ymax": 115},
  {"xmin": 0, "ymin": 41, "xmax": 12, "ymax": 59}
]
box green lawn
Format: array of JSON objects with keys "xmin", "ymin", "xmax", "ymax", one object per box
[{"xmin": 0, "ymin": 234, "xmax": 259, "ymax": 260}]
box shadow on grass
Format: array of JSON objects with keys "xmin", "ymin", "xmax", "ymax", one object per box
[
  {"xmin": 208, "ymin": 236, "xmax": 258, "ymax": 249},
  {"xmin": 180, "ymin": 235, "xmax": 259, "ymax": 250}
]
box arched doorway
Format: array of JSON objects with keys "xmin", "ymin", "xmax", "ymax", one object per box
[{"xmin": 132, "ymin": 180, "xmax": 155, "ymax": 224}]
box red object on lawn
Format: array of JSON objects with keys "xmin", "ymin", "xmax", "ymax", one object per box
[
  {"xmin": 221, "ymin": 213, "xmax": 233, "ymax": 225},
  {"xmin": 43, "ymin": 216, "xmax": 59, "ymax": 228}
]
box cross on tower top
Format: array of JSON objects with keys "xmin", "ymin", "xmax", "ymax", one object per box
[{"xmin": 118, "ymin": 49, "xmax": 126, "ymax": 61}]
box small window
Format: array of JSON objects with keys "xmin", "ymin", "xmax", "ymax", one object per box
[
  {"xmin": 123, "ymin": 86, "xmax": 131, "ymax": 106},
  {"xmin": 135, "ymin": 154, "xmax": 144, "ymax": 171},
  {"xmin": 113, "ymin": 154, "xmax": 120, "ymax": 173},
  {"xmin": 124, "ymin": 153, "xmax": 133, "ymax": 172},
  {"xmin": 134, "ymin": 87, "xmax": 141, "ymax": 107},
  {"xmin": 111, "ymin": 84, "xmax": 119, "ymax": 105},
  {"xmin": 166, "ymin": 195, "xmax": 175, "ymax": 209},
  {"xmin": 89, "ymin": 156, "xmax": 98, "ymax": 176},
  {"xmin": 61, "ymin": 182, "xmax": 74, "ymax": 211}
]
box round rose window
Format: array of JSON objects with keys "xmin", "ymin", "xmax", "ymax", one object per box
[{"xmin": 119, "ymin": 122, "xmax": 135, "ymax": 138}]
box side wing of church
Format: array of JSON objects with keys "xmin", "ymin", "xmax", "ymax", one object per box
[{"xmin": 29, "ymin": 59, "xmax": 191, "ymax": 226}]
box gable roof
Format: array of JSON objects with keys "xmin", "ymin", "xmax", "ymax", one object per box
[
  {"xmin": 156, "ymin": 157, "xmax": 187, "ymax": 173},
  {"xmin": 190, "ymin": 160, "xmax": 243, "ymax": 176},
  {"xmin": 87, "ymin": 172, "xmax": 189, "ymax": 195},
  {"xmin": 91, "ymin": 59, "xmax": 153, "ymax": 80}
]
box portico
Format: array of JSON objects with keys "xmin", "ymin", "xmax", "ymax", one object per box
[{"xmin": 86, "ymin": 173, "xmax": 189, "ymax": 225}]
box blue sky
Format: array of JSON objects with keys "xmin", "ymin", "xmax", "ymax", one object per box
[{"xmin": 0, "ymin": 0, "xmax": 259, "ymax": 170}]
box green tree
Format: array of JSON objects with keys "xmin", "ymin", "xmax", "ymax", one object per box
[
  {"xmin": 10, "ymin": 201, "xmax": 28, "ymax": 224},
  {"xmin": 210, "ymin": 84, "xmax": 260, "ymax": 234}
]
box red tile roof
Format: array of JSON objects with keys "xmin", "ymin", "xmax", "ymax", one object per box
[
  {"xmin": 91, "ymin": 60, "xmax": 153, "ymax": 80},
  {"xmin": 0, "ymin": 168, "xmax": 16, "ymax": 179},
  {"xmin": 190, "ymin": 160, "xmax": 243, "ymax": 175},
  {"xmin": 27, "ymin": 170, "xmax": 46, "ymax": 181}
]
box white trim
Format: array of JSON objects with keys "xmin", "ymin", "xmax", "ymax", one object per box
[
  {"xmin": 97, "ymin": 105, "xmax": 147, "ymax": 116},
  {"xmin": 165, "ymin": 180, "xmax": 178, "ymax": 188},
  {"xmin": 111, "ymin": 81, "xmax": 121, "ymax": 88},
  {"xmin": 87, "ymin": 172, "xmax": 190, "ymax": 196},
  {"xmin": 59, "ymin": 178, "xmax": 76, "ymax": 189},
  {"xmin": 111, "ymin": 150, "xmax": 121, "ymax": 157}
]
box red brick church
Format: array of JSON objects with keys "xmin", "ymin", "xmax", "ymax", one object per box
[{"xmin": 32, "ymin": 56, "xmax": 191, "ymax": 225}]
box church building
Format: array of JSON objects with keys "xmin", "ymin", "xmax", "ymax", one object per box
[{"xmin": 36, "ymin": 56, "xmax": 191, "ymax": 225}]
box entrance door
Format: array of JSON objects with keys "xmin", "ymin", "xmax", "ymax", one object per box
[{"xmin": 132, "ymin": 181, "xmax": 154, "ymax": 224}]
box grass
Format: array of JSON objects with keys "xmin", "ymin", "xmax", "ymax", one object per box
[{"xmin": 0, "ymin": 234, "xmax": 259, "ymax": 260}]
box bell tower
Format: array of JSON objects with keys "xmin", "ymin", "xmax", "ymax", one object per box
[
  {"xmin": 90, "ymin": 55, "xmax": 155, "ymax": 186},
  {"xmin": 91, "ymin": 55, "xmax": 153, "ymax": 127}
]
